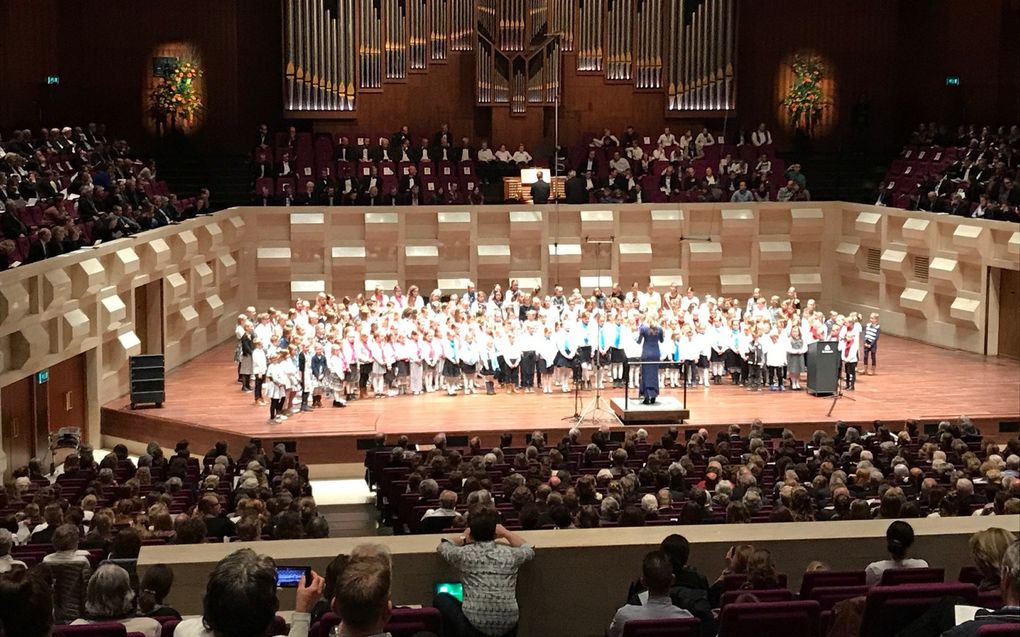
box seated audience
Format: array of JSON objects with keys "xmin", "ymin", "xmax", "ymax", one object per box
[
  {"xmin": 608, "ymin": 550, "xmax": 694, "ymax": 637},
  {"xmin": 865, "ymin": 520, "xmax": 929, "ymax": 585},
  {"xmin": 71, "ymin": 563, "xmax": 161, "ymax": 637}
]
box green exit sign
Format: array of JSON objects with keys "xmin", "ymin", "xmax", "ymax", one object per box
[
  {"xmin": 945, "ymin": 76, "xmax": 960, "ymax": 86},
  {"xmin": 46, "ymin": 75, "xmax": 60, "ymax": 85}
]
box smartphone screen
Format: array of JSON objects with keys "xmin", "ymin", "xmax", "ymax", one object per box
[
  {"xmin": 277, "ymin": 566, "xmax": 311, "ymax": 588},
  {"xmin": 435, "ymin": 582, "xmax": 464, "ymax": 602}
]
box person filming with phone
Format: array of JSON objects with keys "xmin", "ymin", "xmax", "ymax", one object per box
[
  {"xmin": 174, "ymin": 548, "xmax": 324, "ymax": 637},
  {"xmin": 436, "ymin": 505, "xmax": 535, "ymax": 637}
]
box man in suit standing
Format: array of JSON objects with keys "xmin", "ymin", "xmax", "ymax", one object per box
[
  {"xmin": 564, "ymin": 170, "xmax": 588, "ymax": 204},
  {"xmin": 531, "ymin": 171, "xmax": 551, "ymax": 204}
]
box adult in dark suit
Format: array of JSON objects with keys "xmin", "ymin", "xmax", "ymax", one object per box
[
  {"xmin": 432, "ymin": 123, "xmax": 453, "ymax": 148},
  {"xmin": 333, "ymin": 136, "xmax": 355, "ymax": 162},
  {"xmin": 76, "ymin": 187, "xmax": 102, "ymax": 221},
  {"xmin": 390, "ymin": 125, "xmax": 411, "ymax": 150},
  {"xmin": 255, "ymin": 124, "xmax": 271, "ymax": 149},
  {"xmin": 580, "ymin": 150, "xmax": 600, "ymax": 175},
  {"xmin": 27, "ymin": 228, "xmax": 55, "ymax": 263},
  {"xmin": 530, "ymin": 171, "xmax": 551, "ymax": 204},
  {"xmin": 949, "ymin": 194, "xmax": 971, "ymax": 217},
  {"xmin": 371, "ymin": 139, "xmax": 394, "ymax": 163},
  {"xmin": 359, "ymin": 168, "xmax": 380, "ymax": 195},
  {"xmin": 456, "ymin": 137, "xmax": 476, "ymax": 163},
  {"xmin": 0, "ymin": 206, "xmax": 28, "ymax": 238},
  {"xmin": 659, "ymin": 167, "xmax": 679, "ymax": 196},
  {"xmin": 400, "ymin": 166, "xmax": 421, "ymax": 195},
  {"xmin": 358, "ymin": 186, "xmax": 384, "ymax": 206},
  {"xmin": 564, "ymin": 171, "xmax": 588, "ymax": 204}
]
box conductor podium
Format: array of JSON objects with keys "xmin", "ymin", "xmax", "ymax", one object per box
[{"xmin": 806, "ymin": 341, "xmax": 840, "ymax": 396}]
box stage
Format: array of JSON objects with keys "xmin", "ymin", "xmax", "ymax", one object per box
[{"xmin": 102, "ymin": 336, "xmax": 1020, "ymax": 464}]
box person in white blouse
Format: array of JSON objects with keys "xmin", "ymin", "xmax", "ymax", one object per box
[
  {"xmin": 694, "ymin": 127, "xmax": 715, "ymax": 157},
  {"xmin": 657, "ymin": 127, "xmax": 677, "ymax": 147},
  {"xmin": 610, "ymin": 151, "xmax": 630, "ymax": 173},
  {"xmin": 751, "ymin": 122, "xmax": 773, "ymax": 147},
  {"xmin": 494, "ymin": 144, "xmax": 512, "ymax": 164},
  {"xmin": 512, "ymin": 144, "xmax": 532, "ymax": 166},
  {"xmin": 838, "ymin": 314, "xmax": 862, "ymax": 390},
  {"xmin": 477, "ymin": 141, "xmax": 494, "ymax": 163}
]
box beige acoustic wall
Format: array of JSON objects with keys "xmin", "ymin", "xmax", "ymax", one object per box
[
  {"xmin": 0, "ymin": 212, "xmax": 251, "ymax": 467},
  {"xmin": 1, "ymin": 203, "xmax": 1016, "ymax": 472},
  {"xmin": 828, "ymin": 203, "xmax": 1020, "ymax": 355},
  {"xmin": 137, "ymin": 515, "xmax": 1020, "ymax": 637}
]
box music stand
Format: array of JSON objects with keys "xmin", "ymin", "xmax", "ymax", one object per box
[{"xmin": 576, "ymin": 236, "xmax": 622, "ymax": 426}]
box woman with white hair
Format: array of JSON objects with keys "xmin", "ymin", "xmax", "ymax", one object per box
[{"xmin": 71, "ymin": 563, "xmax": 161, "ymax": 636}]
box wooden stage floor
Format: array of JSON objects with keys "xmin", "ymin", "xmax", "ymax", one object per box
[{"xmin": 103, "ymin": 336, "xmax": 1020, "ymax": 464}]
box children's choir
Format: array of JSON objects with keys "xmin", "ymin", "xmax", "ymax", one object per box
[{"xmin": 231, "ymin": 281, "xmax": 877, "ymax": 422}]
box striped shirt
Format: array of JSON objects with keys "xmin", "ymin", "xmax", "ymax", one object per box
[
  {"xmin": 438, "ymin": 539, "xmax": 535, "ymax": 636},
  {"xmin": 864, "ymin": 323, "xmax": 881, "ymax": 344}
]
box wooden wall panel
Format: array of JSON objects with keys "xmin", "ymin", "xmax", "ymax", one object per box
[{"xmin": 46, "ymin": 354, "xmax": 87, "ymax": 436}]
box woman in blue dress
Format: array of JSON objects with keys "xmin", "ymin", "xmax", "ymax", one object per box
[{"xmin": 637, "ymin": 317, "xmax": 664, "ymax": 404}]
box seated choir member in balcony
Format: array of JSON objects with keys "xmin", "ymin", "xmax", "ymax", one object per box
[
  {"xmin": 620, "ymin": 125, "xmax": 640, "ymax": 147},
  {"xmin": 359, "ymin": 166, "xmax": 380, "ymax": 194},
  {"xmin": 255, "ymin": 123, "xmax": 270, "ymax": 149},
  {"xmin": 610, "ymin": 151, "xmax": 630, "ymax": 174},
  {"xmin": 412, "ymin": 137, "xmax": 431, "ymax": 163},
  {"xmin": 581, "ymin": 149, "xmax": 599, "ymax": 174},
  {"xmin": 295, "ymin": 181, "xmax": 316, "ymax": 206},
  {"xmin": 657, "ymin": 127, "xmax": 677, "ymax": 147},
  {"xmin": 751, "ymin": 122, "xmax": 773, "ymax": 146},
  {"xmin": 444, "ymin": 182, "xmax": 465, "ymax": 205},
  {"xmin": 276, "ymin": 152, "xmax": 294, "ymax": 177},
  {"xmin": 333, "ymin": 135, "xmax": 354, "ymax": 162},
  {"xmin": 371, "ymin": 138, "xmax": 393, "ymax": 162},
  {"xmin": 458, "ymin": 136, "xmax": 476, "ymax": 162},
  {"xmin": 359, "ymin": 186, "xmax": 384, "ymax": 206},
  {"xmin": 512, "ymin": 144, "xmax": 532, "ymax": 167},
  {"xmin": 659, "ymin": 166, "xmax": 678, "ymax": 196},
  {"xmin": 494, "ymin": 144, "xmax": 512, "ymax": 165},
  {"xmin": 401, "ymin": 165, "xmax": 421, "ymax": 196},
  {"xmin": 477, "ymin": 141, "xmax": 495, "ymax": 182},
  {"xmin": 591, "ymin": 128, "xmax": 620, "ymax": 148},
  {"xmin": 398, "ymin": 138, "xmax": 414, "ymax": 163},
  {"xmin": 433, "ymin": 122, "xmax": 453, "ymax": 148}
]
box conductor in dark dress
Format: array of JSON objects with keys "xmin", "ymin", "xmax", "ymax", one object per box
[
  {"xmin": 531, "ymin": 171, "xmax": 551, "ymax": 204},
  {"xmin": 637, "ymin": 317, "xmax": 664, "ymax": 404}
]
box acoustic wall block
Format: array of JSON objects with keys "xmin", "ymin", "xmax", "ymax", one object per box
[
  {"xmin": 548, "ymin": 243, "xmax": 582, "ymax": 264},
  {"xmin": 719, "ymin": 273, "xmax": 754, "ymax": 295},
  {"xmin": 836, "ymin": 240, "xmax": 860, "ymax": 266},
  {"xmin": 880, "ymin": 248, "xmax": 910, "ymax": 282},
  {"xmin": 758, "ymin": 240, "xmax": 793, "ymax": 263},
  {"xmin": 110, "ymin": 247, "xmax": 140, "ymax": 280},
  {"xmin": 164, "ymin": 272, "xmax": 188, "ymax": 305},
  {"xmin": 649, "ymin": 272, "xmax": 683, "ymax": 288},
  {"xmin": 175, "ymin": 305, "xmax": 200, "ymax": 333},
  {"xmin": 618, "ymin": 242, "xmax": 653, "ymax": 263},
  {"xmin": 855, "ymin": 211, "xmax": 882, "ymax": 235},
  {"xmin": 952, "ymin": 224, "xmax": 987, "ymax": 254},
  {"xmin": 789, "ymin": 272, "xmax": 823, "ymax": 293},
  {"xmin": 255, "ymin": 247, "xmax": 292, "ymax": 276},
  {"xmin": 687, "ymin": 241, "xmax": 722, "ymax": 264},
  {"xmin": 289, "ymin": 212, "xmax": 326, "ymax": 240},
  {"xmin": 170, "ymin": 230, "xmax": 198, "ymax": 262},
  {"xmin": 99, "ymin": 289, "xmax": 128, "ymax": 331},
  {"xmin": 405, "ymin": 245, "xmax": 440, "ymax": 266},
  {"xmin": 650, "ymin": 208, "xmax": 684, "ymax": 234},
  {"xmin": 60, "ymin": 308, "xmax": 91, "ymax": 350},
  {"xmin": 720, "ymin": 209, "xmax": 755, "ymax": 237},
  {"xmin": 0, "ymin": 280, "xmax": 30, "ymax": 324},
  {"xmin": 140, "ymin": 238, "xmax": 171, "ymax": 272},
  {"xmin": 950, "ymin": 297, "xmax": 982, "ymax": 329},
  {"xmin": 224, "ymin": 215, "xmax": 247, "ymax": 243},
  {"xmin": 42, "ymin": 269, "xmax": 72, "ymax": 312},
  {"xmin": 508, "ymin": 210, "xmax": 543, "ymax": 236},
  {"xmin": 198, "ymin": 294, "xmax": 225, "ymax": 322},
  {"xmin": 928, "ymin": 257, "xmax": 962, "ymax": 291},
  {"xmin": 790, "ymin": 207, "xmax": 825, "ymax": 236},
  {"xmin": 217, "ymin": 254, "xmax": 238, "ymax": 282},
  {"xmin": 197, "ymin": 221, "xmax": 224, "ymax": 252},
  {"xmin": 1008, "ymin": 231, "xmax": 1020, "ymax": 256},
  {"xmin": 899, "ymin": 286, "xmax": 935, "ymax": 318},
  {"xmin": 192, "ymin": 262, "xmax": 215, "ymax": 288},
  {"xmin": 111, "ymin": 331, "xmax": 142, "ymax": 367},
  {"xmin": 71, "ymin": 258, "xmax": 106, "ymax": 297},
  {"xmin": 901, "ymin": 217, "xmax": 933, "ymax": 247},
  {"xmin": 8, "ymin": 323, "xmax": 50, "ymax": 370},
  {"xmin": 477, "ymin": 244, "xmax": 512, "ymax": 265},
  {"xmin": 580, "ymin": 209, "xmax": 615, "ymax": 235}
]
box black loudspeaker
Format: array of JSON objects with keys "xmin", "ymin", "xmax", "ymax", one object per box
[
  {"xmin": 806, "ymin": 341, "xmax": 840, "ymax": 396},
  {"xmin": 129, "ymin": 354, "xmax": 165, "ymax": 409}
]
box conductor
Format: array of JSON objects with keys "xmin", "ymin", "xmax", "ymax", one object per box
[
  {"xmin": 531, "ymin": 170, "xmax": 551, "ymax": 204},
  {"xmin": 637, "ymin": 316, "xmax": 664, "ymax": 404}
]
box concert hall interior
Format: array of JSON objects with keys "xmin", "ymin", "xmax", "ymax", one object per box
[{"xmin": 0, "ymin": 1, "xmax": 1018, "ymax": 636}]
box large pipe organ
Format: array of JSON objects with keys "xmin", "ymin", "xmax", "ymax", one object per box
[{"xmin": 282, "ymin": 0, "xmax": 736, "ymax": 114}]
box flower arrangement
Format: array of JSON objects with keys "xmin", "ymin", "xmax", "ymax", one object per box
[
  {"xmin": 781, "ymin": 54, "xmax": 828, "ymax": 135},
  {"xmin": 150, "ymin": 60, "xmax": 204, "ymax": 127}
]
